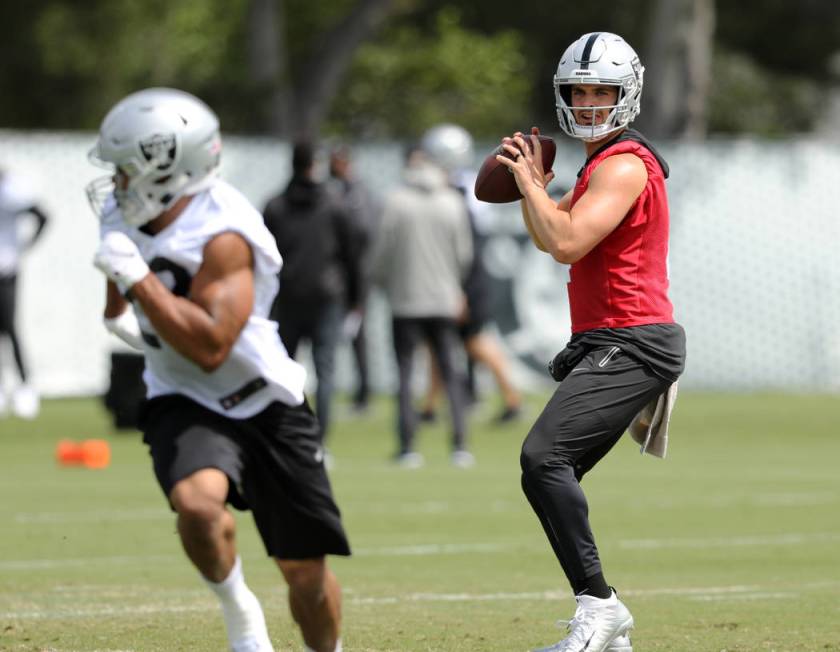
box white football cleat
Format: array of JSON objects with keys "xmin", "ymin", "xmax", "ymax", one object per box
[
  {"xmin": 450, "ymin": 449, "xmax": 476, "ymax": 469},
  {"xmin": 395, "ymin": 451, "xmax": 425, "ymax": 469},
  {"xmin": 304, "ymin": 639, "xmax": 342, "ymax": 652},
  {"xmin": 12, "ymin": 385, "xmax": 40, "ymax": 419},
  {"xmin": 533, "ymin": 634, "xmax": 633, "ymax": 652},
  {"xmin": 607, "ymin": 633, "xmax": 632, "ymax": 652},
  {"xmin": 532, "ymin": 590, "xmax": 634, "ymax": 652},
  {"xmin": 231, "ymin": 635, "xmax": 274, "ymax": 652}
]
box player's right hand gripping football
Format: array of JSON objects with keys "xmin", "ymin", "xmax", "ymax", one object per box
[{"xmin": 93, "ymin": 231, "xmax": 150, "ymax": 293}]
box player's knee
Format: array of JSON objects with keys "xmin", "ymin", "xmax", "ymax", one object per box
[
  {"xmin": 170, "ymin": 489, "xmax": 226, "ymax": 527},
  {"xmin": 169, "ymin": 469, "xmax": 229, "ymax": 523},
  {"xmin": 277, "ymin": 558, "xmax": 327, "ymax": 597},
  {"xmin": 520, "ymin": 432, "xmax": 550, "ymax": 477},
  {"xmin": 520, "ymin": 437, "xmax": 572, "ymax": 482}
]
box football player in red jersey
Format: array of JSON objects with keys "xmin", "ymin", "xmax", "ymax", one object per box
[{"xmin": 496, "ymin": 32, "xmax": 686, "ymax": 652}]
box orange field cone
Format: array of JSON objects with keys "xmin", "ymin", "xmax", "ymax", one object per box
[
  {"xmin": 81, "ymin": 439, "xmax": 111, "ymax": 469},
  {"xmin": 56, "ymin": 439, "xmax": 84, "ymax": 465},
  {"xmin": 55, "ymin": 439, "xmax": 111, "ymax": 469}
]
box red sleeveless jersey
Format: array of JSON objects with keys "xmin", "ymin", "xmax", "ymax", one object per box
[{"xmin": 567, "ymin": 138, "xmax": 674, "ymax": 333}]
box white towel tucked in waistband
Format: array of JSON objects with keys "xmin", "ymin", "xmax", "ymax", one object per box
[{"xmin": 628, "ymin": 381, "xmax": 679, "ymax": 458}]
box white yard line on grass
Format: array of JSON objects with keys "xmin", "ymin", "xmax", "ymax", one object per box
[
  {"xmin": 14, "ymin": 508, "xmax": 171, "ymax": 523},
  {"xmin": 3, "ymin": 531, "xmax": 839, "ymax": 572},
  {"xmin": 0, "ymin": 602, "xmax": 214, "ymax": 620},
  {"xmin": 0, "ymin": 544, "xmax": 523, "ymax": 572},
  {"xmin": 619, "ymin": 532, "xmax": 840, "ymax": 549},
  {"xmin": 353, "ymin": 542, "xmax": 516, "ymax": 556},
  {"xmin": 0, "ymin": 554, "xmax": 177, "ymax": 571},
  {"xmin": 347, "ymin": 585, "xmax": 804, "ymax": 605},
  {"xmin": 11, "ymin": 490, "xmax": 836, "ymax": 524},
  {"xmin": 3, "ymin": 582, "xmax": 836, "ymax": 620},
  {"xmin": 638, "ymin": 491, "xmax": 838, "ymax": 509}
]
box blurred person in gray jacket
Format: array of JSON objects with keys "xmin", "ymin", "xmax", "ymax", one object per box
[
  {"xmin": 417, "ymin": 124, "xmax": 523, "ymax": 425},
  {"xmin": 370, "ymin": 142, "xmax": 473, "ymax": 468}
]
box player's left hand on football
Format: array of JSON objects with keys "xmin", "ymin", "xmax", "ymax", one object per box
[
  {"xmin": 497, "ymin": 127, "xmax": 553, "ymax": 194},
  {"xmin": 93, "ymin": 231, "xmax": 150, "ymax": 292}
]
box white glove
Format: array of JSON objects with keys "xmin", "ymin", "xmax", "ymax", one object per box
[
  {"xmin": 93, "ymin": 231, "xmax": 150, "ymax": 292},
  {"xmin": 104, "ymin": 305, "xmax": 145, "ymax": 350}
]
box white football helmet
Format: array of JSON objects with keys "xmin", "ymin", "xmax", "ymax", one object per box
[
  {"xmin": 554, "ymin": 32, "xmax": 644, "ymax": 142},
  {"xmin": 86, "ymin": 87, "xmax": 222, "ymax": 226},
  {"xmin": 420, "ymin": 123, "xmax": 475, "ymax": 171}
]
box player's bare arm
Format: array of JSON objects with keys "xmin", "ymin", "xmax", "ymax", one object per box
[
  {"xmin": 131, "ymin": 231, "xmax": 255, "ymax": 372},
  {"xmin": 104, "ymin": 279, "xmax": 129, "ymax": 318},
  {"xmin": 503, "ymin": 141, "xmax": 647, "ymax": 263},
  {"xmin": 521, "ymin": 188, "xmax": 572, "ymax": 253}
]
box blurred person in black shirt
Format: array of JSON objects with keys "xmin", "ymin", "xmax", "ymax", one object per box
[
  {"xmin": 328, "ymin": 145, "xmax": 378, "ymax": 413},
  {"xmin": 263, "ymin": 143, "xmax": 365, "ymax": 442}
]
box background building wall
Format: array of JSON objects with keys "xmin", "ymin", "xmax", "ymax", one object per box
[{"xmin": 2, "ymin": 131, "xmax": 839, "ymax": 396}]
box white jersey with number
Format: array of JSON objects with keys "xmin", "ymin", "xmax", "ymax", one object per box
[
  {"xmin": 0, "ymin": 173, "xmax": 35, "ymax": 276},
  {"xmin": 102, "ymin": 180, "xmax": 306, "ymax": 418}
]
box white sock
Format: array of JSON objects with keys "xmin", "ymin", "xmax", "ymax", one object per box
[
  {"xmin": 304, "ymin": 639, "xmax": 342, "ymax": 652},
  {"xmin": 204, "ymin": 556, "xmax": 272, "ymax": 651}
]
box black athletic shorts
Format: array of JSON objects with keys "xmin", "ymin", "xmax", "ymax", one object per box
[
  {"xmin": 0, "ymin": 275, "xmax": 17, "ymax": 333},
  {"xmin": 139, "ymin": 394, "xmax": 351, "ymax": 560},
  {"xmin": 458, "ymin": 313, "xmax": 489, "ymax": 340},
  {"xmin": 459, "ymin": 285, "xmax": 493, "ymax": 340}
]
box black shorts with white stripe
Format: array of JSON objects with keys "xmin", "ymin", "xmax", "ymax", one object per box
[{"xmin": 139, "ymin": 394, "xmax": 351, "ymax": 560}]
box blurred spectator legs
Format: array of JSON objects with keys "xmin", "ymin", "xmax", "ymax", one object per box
[{"xmin": 392, "ymin": 317, "xmax": 468, "ymax": 461}]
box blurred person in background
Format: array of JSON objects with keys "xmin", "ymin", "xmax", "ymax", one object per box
[
  {"xmin": 370, "ymin": 141, "xmax": 473, "ymax": 469},
  {"xmin": 87, "ymin": 88, "xmax": 349, "ymax": 652},
  {"xmin": 328, "ymin": 144, "xmax": 378, "ymax": 414},
  {"xmin": 263, "ymin": 143, "xmax": 364, "ymax": 444},
  {"xmin": 416, "ymin": 123, "xmax": 523, "ymax": 425},
  {"xmin": 0, "ymin": 168, "xmax": 48, "ymax": 419},
  {"xmin": 497, "ymin": 33, "xmax": 685, "ymax": 652}
]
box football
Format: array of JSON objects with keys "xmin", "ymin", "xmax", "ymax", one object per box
[{"xmin": 474, "ymin": 135, "xmax": 556, "ymax": 204}]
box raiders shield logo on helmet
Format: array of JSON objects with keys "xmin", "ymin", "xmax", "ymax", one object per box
[{"xmin": 140, "ymin": 133, "xmax": 177, "ymax": 170}]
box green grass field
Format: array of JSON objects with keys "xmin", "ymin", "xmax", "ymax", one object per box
[{"xmin": 1, "ymin": 393, "xmax": 838, "ymax": 652}]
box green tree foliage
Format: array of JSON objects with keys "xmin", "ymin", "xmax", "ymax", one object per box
[
  {"xmin": 708, "ymin": 0, "xmax": 839, "ymax": 136},
  {"xmin": 715, "ymin": 0, "xmax": 840, "ymax": 78},
  {"xmin": 2, "ymin": 0, "xmax": 840, "ymax": 137},
  {"xmin": 327, "ymin": 8, "xmax": 529, "ymax": 139},
  {"xmin": 408, "ymin": 0, "xmax": 655, "ymax": 137},
  {"xmin": 708, "ymin": 47, "xmax": 821, "ymax": 137},
  {"xmin": 0, "ymin": 0, "xmax": 249, "ymax": 130}
]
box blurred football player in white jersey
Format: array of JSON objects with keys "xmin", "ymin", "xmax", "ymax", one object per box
[
  {"xmin": 0, "ymin": 169, "xmax": 48, "ymax": 418},
  {"xmin": 86, "ymin": 88, "xmax": 349, "ymax": 652}
]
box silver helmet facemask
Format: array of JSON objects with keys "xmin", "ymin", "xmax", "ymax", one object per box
[
  {"xmin": 553, "ymin": 32, "xmax": 644, "ymax": 142},
  {"xmin": 86, "ymin": 88, "xmax": 222, "ymax": 227}
]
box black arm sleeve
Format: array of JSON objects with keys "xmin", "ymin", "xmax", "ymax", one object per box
[
  {"xmin": 20, "ymin": 205, "xmax": 48, "ymax": 248},
  {"xmin": 334, "ymin": 206, "xmax": 365, "ymax": 307}
]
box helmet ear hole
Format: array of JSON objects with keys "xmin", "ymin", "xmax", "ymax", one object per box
[{"xmin": 559, "ymin": 85, "xmax": 572, "ymax": 106}]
